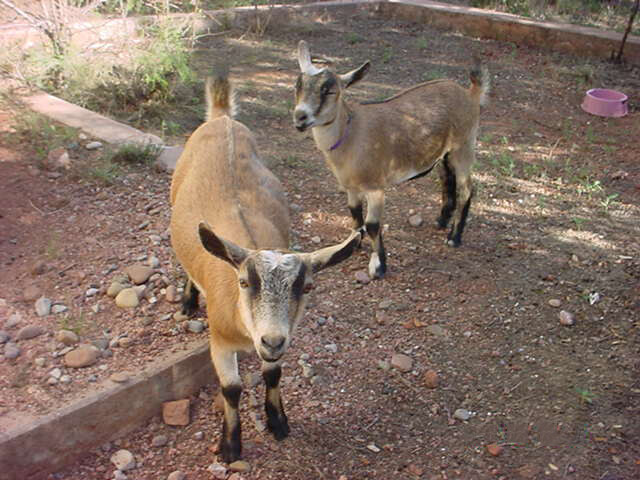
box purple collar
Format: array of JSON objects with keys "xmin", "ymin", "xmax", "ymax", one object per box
[{"xmin": 328, "ymin": 113, "xmax": 352, "ymax": 151}]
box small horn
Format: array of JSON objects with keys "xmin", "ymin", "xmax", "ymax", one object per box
[{"xmin": 297, "ymin": 40, "xmax": 322, "ymax": 76}]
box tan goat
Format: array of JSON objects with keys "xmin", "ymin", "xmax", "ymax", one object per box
[
  {"xmin": 293, "ymin": 40, "xmax": 489, "ymax": 279},
  {"xmin": 170, "ymin": 75, "xmax": 361, "ymax": 462}
]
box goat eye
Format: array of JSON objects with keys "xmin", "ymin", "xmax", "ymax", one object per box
[
  {"xmin": 239, "ymin": 279, "xmax": 249, "ymax": 289},
  {"xmin": 303, "ymin": 283, "xmax": 314, "ymax": 294}
]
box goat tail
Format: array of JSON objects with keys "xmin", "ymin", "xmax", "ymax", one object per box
[
  {"xmin": 469, "ymin": 57, "xmax": 489, "ymax": 107},
  {"xmin": 205, "ymin": 75, "xmax": 237, "ymax": 121}
]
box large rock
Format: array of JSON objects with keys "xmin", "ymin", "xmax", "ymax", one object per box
[
  {"xmin": 162, "ymin": 399, "xmax": 190, "ymax": 426},
  {"xmin": 115, "ymin": 288, "xmax": 139, "ymax": 308},
  {"xmin": 107, "ymin": 281, "xmax": 127, "ymax": 298},
  {"xmin": 391, "ymin": 353, "xmax": 413, "ymax": 372},
  {"xmin": 35, "ymin": 297, "xmax": 52, "ymax": 317},
  {"xmin": 125, "ymin": 265, "xmax": 154, "ymax": 285},
  {"xmin": 64, "ymin": 344, "xmax": 100, "ymax": 368},
  {"xmin": 56, "ymin": 329, "xmax": 79, "ymax": 345}
]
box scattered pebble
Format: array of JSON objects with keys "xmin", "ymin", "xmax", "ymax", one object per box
[
  {"xmin": 311, "ymin": 236, "xmax": 322, "ymax": 244},
  {"xmin": 366, "ymin": 443, "xmax": 381, "ymax": 453},
  {"xmin": 186, "ymin": 320, "xmax": 205, "ymax": 334},
  {"xmin": 4, "ymin": 342, "xmax": 21, "ymax": 359},
  {"xmin": 114, "ymin": 471, "xmax": 127, "ymax": 480},
  {"xmin": 423, "ymin": 369, "xmax": 439, "ymax": 389},
  {"xmin": 23, "ymin": 285, "xmax": 42, "ymax": 303},
  {"xmin": 56, "ymin": 330, "xmax": 79, "ymax": 345},
  {"xmin": 165, "ymin": 285, "xmax": 181, "ymax": 303},
  {"xmin": 51, "ymin": 304, "xmax": 68, "ymax": 314},
  {"xmin": 148, "ymin": 256, "xmax": 161, "ymax": 268},
  {"xmin": 324, "ymin": 343, "xmax": 338, "ymax": 353},
  {"xmin": 16, "ymin": 325, "xmax": 45, "ymax": 341},
  {"xmin": 391, "ymin": 353, "xmax": 413, "ymax": 373},
  {"xmin": 207, "ymin": 463, "xmax": 227, "ymax": 479},
  {"xmin": 377, "ymin": 360, "xmax": 390, "ymax": 371},
  {"xmin": 486, "ymin": 443, "xmax": 503, "ymax": 456},
  {"xmin": 107, "ymin": 282, "xmax": 127, "ymax": 298},
  {"xmin": 110, "ymin": 372, "xmax": 130, "ymax": 383},
  {"xmin": 0, "ymin": 330, "xmax": 10, "ymax": 344},
  {"xmin": 49, "ymin": 368, "xmax": 62, "ymax": 379},
  {"xmin": 93, "ymin": 338, "xmax": 110, "ymax": 350},
  {"xmin": 167, "ymin": 471, "xmax": 185, "ymax": 480},
  {"xmin": 453, "ymin": 408, "xmax": 472, "ymax": 421},
  {"xmin": 85, "ymin": 141, "xmax": 103, "ymax": 150},
  {"xmin": 426, "ymin": 325, "xmax": 449, "ymax": 337},
  {"xmin": 64, "ymin": 344, "xmax": 100, "ymax": 368},
  {"xmin": 152, "ymin": 434, "xmax": 168, "ymax": 447},
  {"xmin": 355, "ymin": 271, "xmax": 370, "ymax": 284},
  {"xmin": 110, "ymin": 449, "xmax": 136, "ymax": 471},
  {"xmin": 125, "ymin": 265, "xmax": 154, "ymax": 285},
  {"xmin": 118, "ymin": 337, "xmax": 132, "ymax": 348},
  {"xmin": 34, "ymin": 357, "xmax": 46, "ymax": 367},
  {"xmin": 115, "ymin": 288, "xmax": 139, "ymax": 308},
  {"xmin": 408, "ymin": 214, "xmax": 423, "ymax": 227},
  {"xmin": 162, "ymin": 399, "xmax": 190, "ymax": 426},
  {"xmin": 558, "ymin": 310, "xmax": 575, "ymax": 326},
  {"xmin": 228, "ymin": 460, "xmax": 251, "ymax": 473},
  {"xmin": 59, "ymin": 375, "xmax": 71, "ymax": 384},
  {"xmin": 85, "ymin": 288, "xmax": 99, "ymax": 297},
  {"xmin": 378, "ymin": 299, "xmax": 392, "ymax": 310},
  {"xmin": 5, "ymin": 313, "xmax": 21, "ymax": 329},
  {"xmin": 193, "ymin": 431, "xmax": 204, "ymax": 441},
  {"xmin": 35, "ymin": 297, "xmax": 52, "ymax": 317},
  {"xmin": 548, "ymin": 299, "xmax": 561, "ymax": 308}
]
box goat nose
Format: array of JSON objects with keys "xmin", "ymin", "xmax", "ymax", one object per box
[
  {"xmin": 261, "ymin": 335, "xmax": 285, "ymax": 352},
  {"xmin": 296, "ymin": 111, "xmax": 308, "ymax": 122}
]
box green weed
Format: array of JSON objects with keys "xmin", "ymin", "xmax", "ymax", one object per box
[
  {"xmin": 348, "ymin": 33, "xmax": 363, "ymax": 44},
  {"xmin": 104, "ymin": 143, "xmax": 161, "ymax": 166},
  {"xmin": 575, "ymin": 387, "xmax": 596, "ymax": 405},
  {"xmin": 382, "ymin": 47, "xmax": 394, "ymax": 64},
  {"xmin": 571, "ymin": 217, "xmax": 588, "ymax": 230},
  {"xmin": 416, "ymin": 37, "xmax": 428, "ymax": 50}
]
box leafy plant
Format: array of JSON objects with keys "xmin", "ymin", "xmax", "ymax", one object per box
[
  {"xmin": 382, "ymin": 47, "xmax": 394, "ymax": 64},
  {"xmin": 575, "ymin": 387, "xmax": 596, "ymax": 405},
  {"xmin": 600, "ymin": 193, "xmax": 619, "ymax": 212},
  {"xmin": 104, "ymin": 143, "xmax": 161, "ymax": 166}
]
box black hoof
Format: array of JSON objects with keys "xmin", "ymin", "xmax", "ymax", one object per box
[
  {"xmin": 267, "ymin": 415, "xmax": 290, "ymax": 441},
  {"xmin": 219, "ymin": 439, "xmax": 242, "ymax": 463}
]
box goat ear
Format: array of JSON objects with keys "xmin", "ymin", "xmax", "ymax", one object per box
[
  {"xmin": 339, "ymin": 61, "xmax": 370, "ymax": 88},
  {"xmin": 306, "ymin": 229, "xmax": 362, "ymax": 273},
  {"xmin": 198, "ymin": 222, "xmax": 249, "ymax": 269},
  {"xmin": 297, "ymin": 40, "xmax": 322, "ymax": 75}
]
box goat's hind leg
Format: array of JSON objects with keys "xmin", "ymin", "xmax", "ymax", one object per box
[
  {"xmin": 365, "ymin": 190, "xmax": 386, "ymax": 279},
  {"xmin": 446, "ymin": 150, "xmax": 474, "ymax": 248},
  {"xmin": 262, "ymin": 361, "xmax": 290, "ymax": 440},
  {"xmin": 211, "ymin": 344, "xmax": 243, "ymax": 462},
  {"xmin": 347, "ymin": 190, "xmax": 366, "ymax": 242},
  {"xmin": 436, "ymin": 153, "xmax": 457, "ymax": 230},
  {"xmin": 181, "ymin": 277, "xmax": 200, "ymax": 316}
]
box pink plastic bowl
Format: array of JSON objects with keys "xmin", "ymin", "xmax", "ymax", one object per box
[{"xmin": 581, "ymin": 88, "xmax": 628, "ymax": 118}]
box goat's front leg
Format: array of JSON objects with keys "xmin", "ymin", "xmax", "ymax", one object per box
[
  {"xmin": 347, "ymin": 190, "xmax": 365, "ymax": 233},
  {"xmin": 211, "ymin": 344, "xmax": 243, "ymax": 463},
  {"xmin": 365, "ymin": 190, "xmax": 386, "ymax": 279},
  {"xmin": 262, "ymin": 361, "xmax": 289, "ymax": 440}
]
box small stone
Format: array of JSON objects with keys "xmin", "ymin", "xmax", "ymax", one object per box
[
  {"xmin": 16, "ymin": 325, "xmax": 45, "ymax": 340},
  {"xmin": 173, "ymin": 311, "xmax": 189, "ymax": 322},
  {"xmin": 30, "ymin": 260, "xmax": 47, "ymax": 276},
  {"xmin": 378, "ymin": 299, "xmax": 393, "ymax": 310},
  {"xmin": 193, "ymin": 431, "xmax": 204, "ymax": 441},
  {"xmin": 311, "ymin": 236, "xmax": 321, "ymax": 244},
  {"xmin": 453, "ymin": 408, "xmax": 472, "ymax": 421},
  {"xmin": 558, "ymin": 310, "xmax": 575, "ymax": 326},
  {"xmin": 162, "ymin": 399, "xmax": 190, "ymax": 426},
  {"xmin": 148, "ymin": 256, "xmax": 161, "ymax": 268},
  {"xmin": 377, "ymin": 360, "xmax": 390, "ymax": 371},
  {"xmin": 165, "ymin": 285, "xmax": 181, "ymax": 303},
  {"xmin": 49, "ymin": 368, "xmax": 62, "ymax": 379},
  {"xmin": 355, "ymin": 271, "xmax": 370, "ymax": 284},
  {"xmin": 115, "ymin": 288, "xmax": 139, "ymax": 308},
  {"xmin": 110, "ymin": 372, "xmax": 129, "ymax": 383},
  {"xmin": 114, "ymin": 471, "xmax": 127, "ymax": 480},
  {"xmin": 34, "ymin": 357, "xmax": 46, "ymax": 367},
  {"xmin": 23, "ymin": 285, "xmax": 42, "ymax": 302},
  {"xmin": 85, "ymin": 288, "xmax": 99, "ymax": 297},
  {"xmin": 229, "ymin": 460, "xmax": 251, "ymax": 473},
  {"xmin": 132, "ymin": 285, "xmax": 147, "ymax": 299},
  {"xmin": 486, "ymin": 443, "xmax": 503, "ymax": 456},
  {"xmin": 4, "ymin": 342, "xmax": 20, "ymax": 359},
  {"xmin": 423, "ymin": 369, "xmax": 439, "ymax": 389},
  {"xmin": 301, "ymin": 364, "xmax": 315, "ymax": 378},
  {"xmin": 110, "ymin": 449, "xmax": 135, "ymax": 471},
  {"xmin": 125, "ymin": 265, "xmax": 154, "ymax": 285},
  {"xmin": 391, "ymin": 353, "xmax": 413, "ymax": 372},
  {"xmin": 167, "ymin": 472, "xmax": 186, "ymax": 480},
  {"xmin": 51, "ymin": 304, "xmax": 68, "ymax": 314},
  {"xmin": 107, "ymin": 282, "xmax": 127, "ymax": 298},
  {"xmin": 5, "ymin": 313, "xmax": 21, "ymax": 329},
  {"xmin": 93, "ymin": 338, "xmax": 110, "ymax": 350},
  {"xmin": 408, "ymin": 214, "xmax": 423, "ymax": 227},
  {"xmin": 64, "ymin": 344, "xmax": 100, "ymax": 368},
  {"xmin": 56, "ymin": 330, "xmax": 79, "ymax": 345},
  {"xmin": 207, "ymin": 463, "xmax": 227, "ymax": 479},
  {"xmin": 548, "ymin": 298, "xmax": 561, "ymax": 308},
  {"xmin": 324, "ymin": 343, "xmax": 338, "ymax": 353},
  {"xmin": 213, "ymin": 391, "xmax": 225, "ymax": 412},
  {"xmin": 35, "ymin": 297, "xmax": 52, "ymax": 317},
  {"xmin": 152, "ymin": 434, "xmax": 168, "ymax": 447},
  {"xmin": 118, "ymin": 337, "xmax": 132, "ymax": 348},
  {"xmin": 426, "ymin": 325, "xmax": 449, "ymax": 337},
  {"xmin": 85, "ymin": 141, "xmax": 103, "ymax": 150},
  {"xmin": 0, "ymin": 331, "xmax": 10, "ymax": 344},
  {"xmin": 59, "ymin": 374, "xmax": 71, "ymax": 384},
  {"xmin": 366, "ymin": 443, "xmax": 381, "ymax": 453},
  {"xmin": 47, "ymin": 377, "xmax": 58, "ymax": 385},
  {"xmin": 186, "ymin": 320, "xmax": 204, "ymax": 333},
  {"xmin": 407, "ymin": 464, "xmax": 425, "ymax": 476}
]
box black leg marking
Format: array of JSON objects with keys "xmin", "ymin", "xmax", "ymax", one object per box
[
  {"xmin": 220, "ymin": 385, "xmax": 242, "ymax": 463},
  {"xmin": 366, "ymin": 221, "xmax": 387, "ymax": 278},
  {"xmin": 437, "ymin": 156, "xmax": 457, "ymax": 230},
  {"xmin": 448, "ymin": 189, "xmax": 473, "ymax": 248},
  {"xmin": 365, "ymin": 221, "xmax": 380, "ymax": 240},
  {"xmin": 181, "ymin": 279, "xmax": 199, "ymax": 316},
  {"xmin": 263, "ymin": 366, "xmax": 290, "ymax": 440},
  {"xmin": 349, "ymin": 204, "xmax": 364, "ymax": 231}
]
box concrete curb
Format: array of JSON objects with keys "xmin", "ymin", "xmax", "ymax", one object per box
[{"xmin": 0, "ymin": 341, "xmax": 213, "ymax": 480}]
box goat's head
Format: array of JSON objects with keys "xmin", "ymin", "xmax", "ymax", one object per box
[
  {"xmin": 198, "ymin": 222, "xmax": 361, "ymax": 362},
  {"xmin": 293, "ymin": 40, "xmax": 370, "ymax": 132}
]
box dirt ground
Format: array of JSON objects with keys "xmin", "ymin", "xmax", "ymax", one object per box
[{"xmin": 1, "ymin": 6, "xmax": 640, "ymax": 480}]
